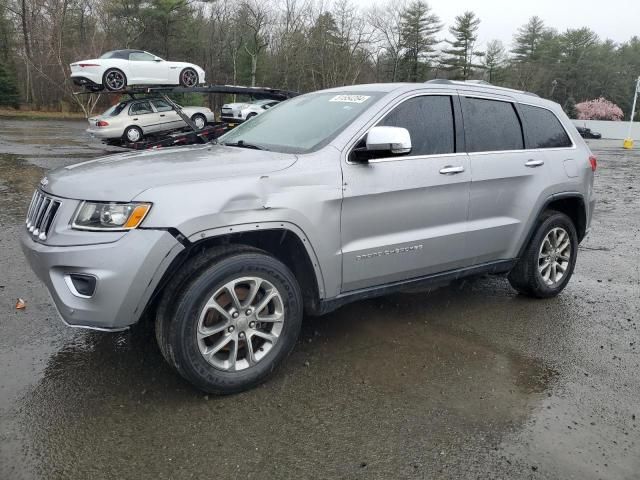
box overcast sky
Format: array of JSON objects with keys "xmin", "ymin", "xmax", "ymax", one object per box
[{"xmin": 355, "ymin": 0, "xmax": 640, "ymax": 48}]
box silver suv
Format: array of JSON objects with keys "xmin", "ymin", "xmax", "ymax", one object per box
[{"xmin": 21, "ymin": 81, "xmax": 596, "ymax": 394}]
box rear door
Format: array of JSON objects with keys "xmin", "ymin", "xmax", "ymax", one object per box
[
  {"xmin": 340, "ymin": 93, "xmax": 472, "ymax": 292},
  {"xmin": 461, "ymin": 94, "xmax": 553, "ymax": 263},
  {"xmin": 129, "ymin": 100, "xmax": 160, "ymax": 133}
]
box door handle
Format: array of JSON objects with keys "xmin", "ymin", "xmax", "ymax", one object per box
[
  {"xmin": 160, "ymin": 114, "xmax": 165, "ymax": 117},
  {"xmin": 439, "ymin": 165, "xmax": 465, "ymax": 175},
  {"xmin": 525, "ymin": 159, "xmax": 544, "ymax": 167}
]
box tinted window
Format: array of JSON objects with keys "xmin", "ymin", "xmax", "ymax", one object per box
[
  {"xmin": 520, "ymin": 104, "xmax": 572, "ymax": 148},
  {"xmin": 129, "ymin": 101, "xmax": 153, "ymax": 115},
  {"xmin": 462, "ymin": 98, "xmax": 523, "ymax": 152},
  {"xmin": 151, "ymin": 99, "xmax": 173, "ymax": 112},
  {"xmin": 378, "ymin": 95, "xmax": 455, "ymax": 155}
]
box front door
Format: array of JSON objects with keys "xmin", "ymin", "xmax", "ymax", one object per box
[
  {"xmin": 127, "ymin": 52, "xmax": 168, "ymax": 84},
  {"xmin": 340, "ymin": 94, "xmax": 471, "ymax": 292}
]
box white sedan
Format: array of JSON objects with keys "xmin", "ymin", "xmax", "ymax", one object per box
[
  {"xmin": 71, "ymin": 49, "xmax": 206, "ymax": 91},
  {"xmin": 86, "ymin": 97, "xmax": 215, "ymax": 143},
  {"xmin": 220, "ymin": 99, "xmax": 280, "ymax": 123}
]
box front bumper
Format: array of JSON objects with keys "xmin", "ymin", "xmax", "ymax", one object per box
[{"xmin": 21, "ymin": 228, "xmax": 184, "ymax": 330}]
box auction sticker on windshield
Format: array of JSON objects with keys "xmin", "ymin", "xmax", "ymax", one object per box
[{"xmin": 330, "ymin": 95, "xmax": 371, "ymax": 103}]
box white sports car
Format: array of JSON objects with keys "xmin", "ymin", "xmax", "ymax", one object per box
[
  {"xmin": 220, "ymin": 99, "xmax": 281, "ymax": 123},
  {"xmin": 70, "ymin": 49, "xmax": 206, "ymax": 91}
]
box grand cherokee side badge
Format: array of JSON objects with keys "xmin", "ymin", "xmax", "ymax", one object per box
[
  {"xmin": 40, "ymin": 177, "xmax": 49, "ymax": 187},
  {"xmin": 356, "ymin": 244, "xmax": 423, "ymax": 261}
]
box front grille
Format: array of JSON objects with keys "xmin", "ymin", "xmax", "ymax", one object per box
[{"xmin": 25, "ymin": 190, "xmax": 61, "ymax": 241}]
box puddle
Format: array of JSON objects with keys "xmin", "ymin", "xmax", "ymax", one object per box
[{"xmin": 0, "ymin": 154, "xmax": 45, "ymax": 225}]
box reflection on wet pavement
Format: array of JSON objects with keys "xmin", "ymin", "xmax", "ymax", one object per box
[{"xmin": 0, "ymin": 119, "xmax": 638, "ymax": 479}]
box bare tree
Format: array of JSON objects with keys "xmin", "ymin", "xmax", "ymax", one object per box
[{"xmin": 242, "ymin": 0, "xmax": 270, "ymax": 87}]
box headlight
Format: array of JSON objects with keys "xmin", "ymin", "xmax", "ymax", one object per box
[{"xmin": 72, "ymin": 201, "xmax": 152, "ymax": 231}]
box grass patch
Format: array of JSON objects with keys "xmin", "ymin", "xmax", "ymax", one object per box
[{"xmin": 0, "ymin": 109, "xmax": 86, "ymax": 120}]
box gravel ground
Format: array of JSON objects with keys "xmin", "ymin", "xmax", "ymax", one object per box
[{"xmin": 0, "ymin": 119, "xmax": 638, "ymax": 479}]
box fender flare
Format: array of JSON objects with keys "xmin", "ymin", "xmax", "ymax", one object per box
[
  {"xmin": 516, "ymin": 192, "xmax": 587, "ymax": 259},
  {"xmin": 186, "ymin": 221, "xmax": 327, "ymax": 298}
]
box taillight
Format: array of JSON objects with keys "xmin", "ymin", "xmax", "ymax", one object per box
[
  {"xmin": 97, "ymin": 120, "xmax": 109, "ymax": 127},
  {"xmin": 79, "ymin": 63, "xmax": 100, "ymax": 67},
  {"xmin": 589, "ymin": 155, "xmax": 597, "ymax": 172}
]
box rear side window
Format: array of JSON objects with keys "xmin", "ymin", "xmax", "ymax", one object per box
[
  {"xmin": 378, "ymin": 95, "xmax": 455, "ymax": 155},
  {"xmin": 462, "ymin": 98, "xmax": 523, "ymax": 152},
  {"xmin": 520, "ymin": 104, "xmax": 572, "ymax": 148}
]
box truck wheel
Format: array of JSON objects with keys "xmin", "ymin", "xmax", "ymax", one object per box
[
  {"xmin": 508, "ymin": 211, "xmax": 578, "ymax": 298},
  {"xmin": 155, "ymin": 246, "xmax": 303, "ymax": 394}
]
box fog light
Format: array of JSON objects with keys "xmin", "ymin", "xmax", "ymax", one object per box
[{"xmin": 65, "ymin": 274, "xmax": 97, "ymax": 298}]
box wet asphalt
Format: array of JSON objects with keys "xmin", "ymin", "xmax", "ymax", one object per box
[{"xmin": 0, "ymin": 118, "xmax": 638, "ymax": 480}]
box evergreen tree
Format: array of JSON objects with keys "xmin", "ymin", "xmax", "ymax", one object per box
[
  {"xmin": 512, "ymin": 16, "xmax": 547, "ymax": 62},
  {"xmin": 441, "ymin": 11, "xmax": 484, "ymax": 80},
  {"xmin": 399, "ymin": 1, "xmax": 442, "ymax": 82},
  {"xmin": 0, "ymin": 64, "xmax": 20, "ymax": 108}
]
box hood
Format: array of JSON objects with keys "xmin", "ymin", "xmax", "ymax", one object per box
[
  {"xmin": 223, "ymin": 102, "xmax": 251, "ymax": 109},
  {"xmin": 42, "ymin": 144, "xmax": 297, "ymax": 201}
]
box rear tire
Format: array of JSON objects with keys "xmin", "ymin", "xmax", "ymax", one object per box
[
  {"xmin": 123, "ymin": 125, "xmax": 143, "ymax": 143},
  {"xmin": 103, "ymin": 68, "xmax": 127, "ymax": 91},
  {"xmin": 155, "ymin": 246, "xmax": 303, "ymax": 394},
  {"xmin": 508, "ymin": 211, "xmax": 578, "ymax": 298}
]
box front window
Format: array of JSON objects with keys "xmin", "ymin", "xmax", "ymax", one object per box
[{"xmin": 218, "ymin": 92, "xmax": 383, "ymax": 154}]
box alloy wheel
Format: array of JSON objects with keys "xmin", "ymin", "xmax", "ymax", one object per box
[
  {"xmin": 105, "ymin": 70, "xmax": 125, "ymax": 90},
  {"xmin": 538, "ymin": 227, "xmax": 571, "ymax": 286},
  {"xmin": 196, "ymin": 276, "xmax": 285, "ymax": 371},
  {"xmin": 182, "ymin": 69, "xmax": 198, "ymax": 87}
]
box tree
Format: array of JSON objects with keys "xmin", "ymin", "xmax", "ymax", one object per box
[
  {"xmin": 241, "ymin": 0, "xmax": 270, "ymax": 87},
  {"xmin": 398, "ymin": 0, "xmax": 441, "ymax": 82},
  {"xmin": 564, "ymin": 96, "xmax": 577, "ymax": 118},
  {"xmin": 512, "ymin": 16, "xmax": 547, "ymax": 62},
  {"xmin": 0, "ymin": 63, "xmax": 20, "ymax": 107},
  {"xmin": 576, "ymin": 98, "xmax": 624, "ymax": 121},
  {"xmin": 482, "ymin": 39, "xmax": 505, "ymax": 83},
  {"xmin": 368, "ymin": 0, "xmax": 408, "ymax": 82},
  {"xmin": 441, "ymin": 11, "xmax": 483, "ymax": 80}
]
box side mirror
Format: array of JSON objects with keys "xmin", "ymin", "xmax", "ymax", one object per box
[
  {"xmin": 352, "ymin": 126, "xmax": 412, "ymax": 162},
  {"xmin": 154, "ymin": 56, "xmax": 163, "ymax": 62}
]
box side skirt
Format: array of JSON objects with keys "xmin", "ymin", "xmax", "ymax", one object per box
[{"xmin": 313, "ymin": 259, "xmax": 516, "ymax": 316}]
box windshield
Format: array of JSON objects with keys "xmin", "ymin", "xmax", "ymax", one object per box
[
  {"xmin": 102, "ymin": 102, "xmax": 128, "ymax": 117},
  {"xmin": 218, "ymin": 92, "xmax": 383, "ymax": 153}
]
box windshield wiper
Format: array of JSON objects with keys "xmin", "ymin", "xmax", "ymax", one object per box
[{"xmin": 222, "ymin": 140, "xmax": 266, "ymax": 150}]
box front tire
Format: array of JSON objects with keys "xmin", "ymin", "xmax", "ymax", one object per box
[
  {"xmin": 103, "ymin": 69, "xmax": 127, "ymax": 91},
  {"xmin": 191, "ymin": 113, "xmax": 207, "ymax": 130},
  {"xmin": 180, "ymin": 68, "xmax": 199, "ymax": 87},
  {"xmin": 508, "ymin": 211, "xmax": 578, "ymax": 298},
  {"xmin": 155, "ymin": 247, "xmax": 303, "ymax": 394}
]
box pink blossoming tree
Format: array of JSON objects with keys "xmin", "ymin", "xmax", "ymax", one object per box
[{"xmin": 575, "ymin": 98, "xmax": 624, "ymax": 121}]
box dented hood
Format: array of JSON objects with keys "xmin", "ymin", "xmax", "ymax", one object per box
[{"xmin": 42, "ymin": 144, "xmax": 298, "ymax": 201}]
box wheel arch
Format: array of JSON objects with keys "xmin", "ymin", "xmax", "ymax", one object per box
[
  {"xmin": 517, "ymin": 192, "xmax": 587, "ymax": 259},
  {"xmin": 143, "ymin": 223, "xmax": 326, "ymax": 321}
]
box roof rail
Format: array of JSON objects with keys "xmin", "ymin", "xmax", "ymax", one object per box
[{"xmin": 424, "ymin": 79, "xmax": 539, "ymax": 97}]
